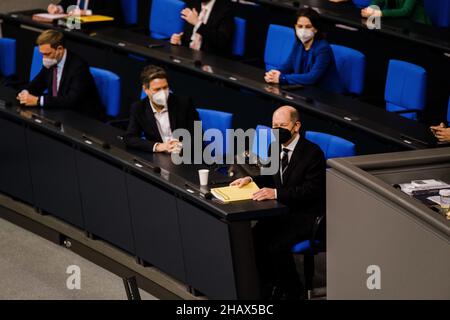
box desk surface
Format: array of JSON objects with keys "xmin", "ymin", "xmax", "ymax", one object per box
[
  {"xmin": 250, "ymin": 0, "xmax": 450, "ymax": 52},
  {"xmin": 0, "ymin": 86, "xmax": 287, "ymax": 222},
  {"xmin": 0, "ymin": 10, "xmax": 441, "ymax": 151}
]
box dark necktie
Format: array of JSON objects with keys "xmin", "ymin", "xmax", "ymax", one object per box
[
  {"xmin": 52, "ymin": 66, "xmax": 58, "ymax": 97},
  {"xmin": 280, "ymin": 148, "xmax": 289, "ymax": 184},
  {"xmin": 79, "ymin": 0, "xmax": 86, "ymax": 10}
]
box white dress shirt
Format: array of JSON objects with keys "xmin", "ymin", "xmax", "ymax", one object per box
[
  {"xmin": 150, "ymin": 100, "xmax": 173, "ymax": 152},
  {"xmin": 40, "ymin": 49, "xmax": 67, "ymax": 107},
  {"xmin": 190, "ymin": 0, "xmax": 216, "ymax": 50}
]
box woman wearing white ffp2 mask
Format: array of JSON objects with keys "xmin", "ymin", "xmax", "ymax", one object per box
[{"xmin": 264, "ymin": 8, "xmax": 345, "ymax": 94}]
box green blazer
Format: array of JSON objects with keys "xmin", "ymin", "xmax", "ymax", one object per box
[{"xmin": 371, "ymin": 0, "xmax": 431, "ymax": 24}]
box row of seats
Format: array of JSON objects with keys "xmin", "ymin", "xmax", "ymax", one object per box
[{"xmin": 1, "ymin": 35, "xmax": 446, "ymax": 124}]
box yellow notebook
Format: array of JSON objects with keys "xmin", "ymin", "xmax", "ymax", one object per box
[
  {"xmin": 211, "ymin": 182, "xmax": 260, "ymax": 204},
  {"xmin": 79, "ymin": 15, "xmax": 114, "ymax": 23}
]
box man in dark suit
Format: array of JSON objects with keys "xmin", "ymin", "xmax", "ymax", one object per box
[
  {"xmin": 230, "ymin": 106, "xmax": 326, "ymax": 299},
  {"xmin": 48, "ymin": 0, "xmax": 124, "ymax": 25},
  {"xmin": 170, "ymin": 0, "xmax": 235, "ymax": 56},
  {"xmin": 17, "ymin": 30, "xmax": 104, "ymax": 120},
  {"xmin": 124, "ymin": 65, "xmax": 199, "ymax": 153}
]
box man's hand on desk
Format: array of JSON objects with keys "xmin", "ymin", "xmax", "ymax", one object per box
[
  {"xmin": 170, "ymin": 32, "xmax": 184, "ymax": 45},
  {"xmin": 361, "ymin": 7, "xmax": 382, "ymax": 18},
  {"xmin": 265, "ymin": 70, "xmax": 281, "ymax": 84},
  {"xmin": 230, "ymin": 177, "xmax": 277, "ymax": 201},
  {"xmin": 430, "ymin": 124, "xmax": 450, "ymax": 143},
  {"xmin": 17, "ymin": 90, "xmax": 39, "ymax": 107},
  {"xmin": 230, "ymin": 176, "xmax": 252, "ymax": 188},
  {"xmin": 252, "ymin": 188, "xmax": 276, "ymax": 201},
  {"xmin": 155, "ymin": 140, "xmax": 181, "ymax": 153},
  {"xmin": 181, "ymin": 8, "xmax": 200, "ymax": 26},
  {"xmin": 48, "ymin": 4, "xmax": 64, "ymax": 14}
]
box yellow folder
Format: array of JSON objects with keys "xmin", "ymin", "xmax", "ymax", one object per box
[
  {"xmin": 78, "ymin": 15, "xmax": 114, "ymax": 23},
  {"xmin": 211, "ymin": 182, "xmax": 260, "ymax": 204}
]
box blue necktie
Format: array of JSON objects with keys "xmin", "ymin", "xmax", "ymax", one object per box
[{"xmin": 79, "ymin": 0, "xmax": 86, "ymax": 10}]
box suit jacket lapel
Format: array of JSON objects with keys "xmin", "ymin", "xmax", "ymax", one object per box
[
  {"xmin": 167, "ymin": 96, "xmax": 176, "ymax": 130},
  {"xmin": 143, "ymin": 99, "xmax": 163, "ymax": 142}
]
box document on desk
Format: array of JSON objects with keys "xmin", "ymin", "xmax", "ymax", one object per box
[
  {"xmin": 32, "ymin": 13, "xmax": 68, "ymax": 23},
  {"xmin": 211, "ymin": 182, "xmax": 260, "ymax": 204},
  {"xmin": 397, "ymin": 179, "xmax": 450, "ymax": 196}
]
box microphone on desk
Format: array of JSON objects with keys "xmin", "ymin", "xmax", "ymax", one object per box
[
  {"xmin": 0, "ymin": 99, "xmax": 12, "ymax": 108},
  {"xmin": 132, "ymin": 158, "xmax": 161, "ymax": 174},
  {"xmin": 82, "ymin": 134, "xmax": 111, "ymax": 150},
  {"xmin": 185, "ymin": 182, "xmax": 213, "ymax": 200},
  {"xmin": 31, "ymin": 113, "xmax": 62, "ymax": 129}
]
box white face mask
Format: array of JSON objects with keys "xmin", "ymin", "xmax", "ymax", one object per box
[
  {"xmin": 296, "ymin": 28, "xmax": 315, "ymax": 44},
  {"xmin": 151, "ymin": 89, "xmax": 169, "ymax": 107},
  {"xmin": 43, "ymin": 57, "xmax": 58, "ymax": 69}
]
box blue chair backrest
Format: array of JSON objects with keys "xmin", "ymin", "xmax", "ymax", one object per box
[
  {"xmin": 0, "ymin": 38, "xmax": 16, "ymax": 77},
  {"xmin": 264, "ymin": 24, "xmax": 296, "ymax": 71},
  {"xmin": 149, "ymin": 0, "xmax": 186, "ymax": 40},
  {"xmin": 385, "ymin": 59, "xmax": 427, "ymax": 120},
  {"xmin": 305, "ymin": 131, "xmax": 356, "ymax": 160},
  {"xmin": 447, "ymin": 97, "xmax": 450, "ymax": 125},
  {"xmin": 330, "ymin": 44, "xmax": 366, "ymax": 95},
  {"xmin": 232, "ymin": 17, "xmax": 247, "ymax": 57},
  {"xmin": 90, "ymin": 67, "xmax": 121, "ymax": 117},
  {"xmin": 30, "ymin": 46, "xmax": 43, "ymax": 81},
  {"xmin": 352, "ymin": 0, "xmax": 371, "ymax": 8},
  {"xmin": 251, "ymin": 125, "xmax": 276, "ymax": 161},
  {"xmin": 121, "ymin": 0, "xmax": 138, "ymax": 25},
  {"xmin": 197, "ymin": 108, "xmax": 233, "ymax": 156},
  {"xmin": 423, "ymin": 0, "xmax": 450, "ymax": 27}
]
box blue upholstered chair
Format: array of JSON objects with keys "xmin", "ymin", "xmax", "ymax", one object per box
[
  {"xmin": 121, "ymin": 0, "xmax": 138, "ymax": 26},
  {"xmin": 149, "ymin": 0, "xmax": 186, "ymax": 40},
  {"xmin": 423, "ymin": 0, "xmax": 450, "ymax": 27},
  {"xmin": 30, "ymin": 46, "xmax": 43, "ymax": 81},
  {"xmin": 251, "ymin": 125, "xmax": 275, "ymax": 161},
  {"xmin": 352, "ymin": 0, "xmax": 371, "ymax": 8},
  {"xmin": 0, "ymin": 38, "xmax": 16, "ymax": 78},
  {"xmin": 385, "ymin": 60, "xmax": 427, "ymax": 120},
  {"xmin": 264, "ymin": 24, "xmax": 296, "ymax": 71},
  {"xmin": 447, "ymin": 97, "xmax": 450, "ymax": 126},
  {"xmin": 330, "ymin": 44, "xmax": 366, "ymax": 95},
  {"xmin": 293, "ymin": 131, "xmax": 356, "ymax": 299},
  {"xmin": 305, "ymin": 131, "xmax": 356, "ymax": 160},
  {"xmin": 197, "ymin": 108, "xmax": 233, "ymax": 156},
  {"xmin": 90, "ymin": 67, "xmax": 121, "ymax": 117},
  {"xmin": 232, "ymin": 17, "xmax": 247, "ymax": 57}
]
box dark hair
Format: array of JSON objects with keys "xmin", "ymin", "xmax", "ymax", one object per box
[
  {"xmin": 140, "ymin": 65, "xmax": 168, "ymax": 88},
  {"xmin": 295, "ymin": 8, "xmax": 325, "ymax": 40},
  {"xmin": 36, "ymin": 30, "xmax": 65, "ymax": 49}
]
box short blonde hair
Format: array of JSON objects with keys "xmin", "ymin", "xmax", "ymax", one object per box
[{"xmin": 36, "ymin": 30, "xmax": 65, "ymax": 49}]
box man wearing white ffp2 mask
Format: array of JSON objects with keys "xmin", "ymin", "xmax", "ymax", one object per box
[
  {"xmin": 17, "ymin": 29, "xmax": 104, "ymax": 120},
  {"xmin": 124, "ymin": 65, "xmax": 199, "ymax": 154}
]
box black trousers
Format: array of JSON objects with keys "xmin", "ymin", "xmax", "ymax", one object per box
[{"xmin": 253, "ymin": 216, "xmax": 312, "ymax": 297}]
